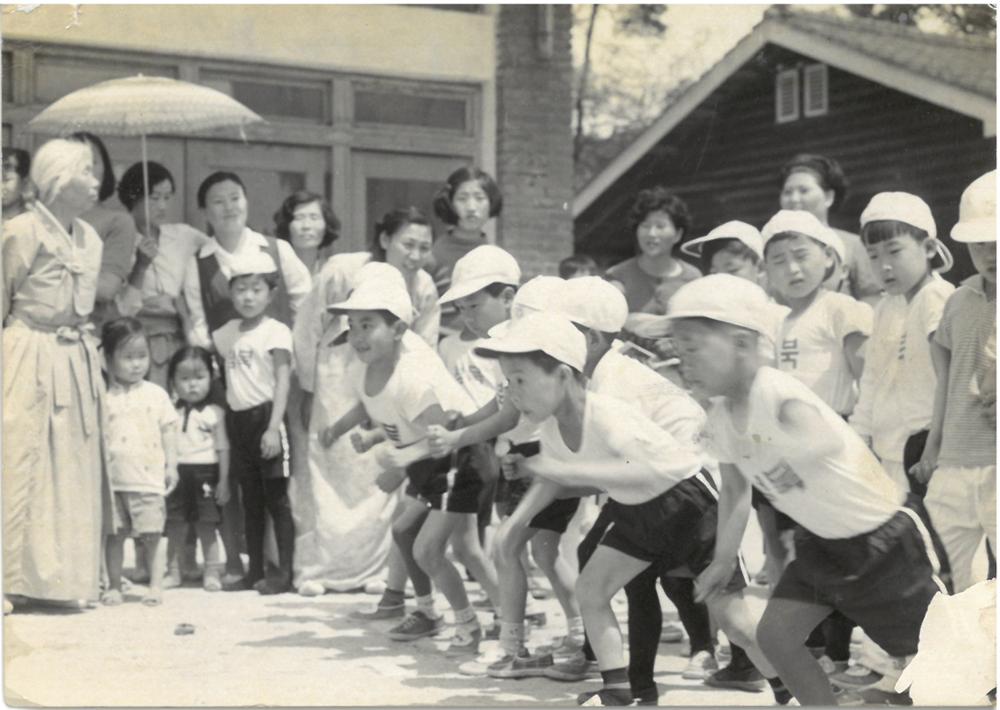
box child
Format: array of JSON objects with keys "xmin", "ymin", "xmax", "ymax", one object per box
[
  {"xmin": 681, "ymin": 220, "xmax": 764, "ymax": 285},
  {"xmin": 320, "ymin": 265, "xmax": 487, "ymax": 656},
  {"xmin": 164, "ymin": 346, "xmax": 230, "ymax": 592},
  {"xmin": 101, "ymin": 317, "xmax": 179, "ymax": 606},
  {"xmin": 667, "ymin": 274, "xmax": 943, "ymax": 706},
  {"xmin": 434, "ymin": 272, "xmax": 587, "ymax": 679},
  {"xmin": 212, "ymin": 251, "xmax": 295, "ymax": 595},
  {"xmin": 474, "ymin": 311, "xmax": 779, "ymax": 707},
  {"xmin": 559, "ymin": 254, "xmax": 598, "ymax": 280},
  {"xmin": 915, "ymin": 170, "xmax": 996, "ymax": 594},
  {"xmin": 851, "ymin": 192, "xmax": 955, "ymax": 494}
]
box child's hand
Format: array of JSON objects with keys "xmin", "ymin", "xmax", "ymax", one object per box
[
  {"xmin": 215, "ymin": 479, "xmax": 230, "ymax": 506},
  {"xmin": 500, "ymin": 453, "xmax": 527, "ymax": 480},
  {"xmin": 910, "ymin": 436, "xmax": 940, "ymax": 485},
  {"xmin": 375, "ymin": 468, "xmax": 406, "ymax": 494},
  {"xmin": 976, "ymin": 389, "xmax": 997, "ymax": 429},
  {"xmin": 164, "ymin": 466, "xmax": 179, "ymax": 496},
  {"xmin": 694, "ymin": 559, "xmax": 737, "ymax": 603},
  {"xmin": 320, "ymin": 425, "xmax": 339, "ymax": 448},
  {"xmin": 350, "ymin": 429, "xmax": 381, "ymax": 454},
  {"xmin": 427, "ymin": 425, "xmax": 459, "ymax": 458},
  {"xmin": 443, "ymin": 410, "xmax": 464, "ymax": 431},
  {"xmin": 373, "ymin": 444, "xmax": 408, "ymax": 471},
  {"xmin": 261, "ymin": 428, "xmax": 282, "ymax": 459}
]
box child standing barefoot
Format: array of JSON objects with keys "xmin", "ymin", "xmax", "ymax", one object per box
[
  {"xmin": 101, "ymin": 317, "xmax": 179, "ymax": 606},
  {"xmin": 165, "ymin": 347, "xmax": 230, "ymax": 591}
]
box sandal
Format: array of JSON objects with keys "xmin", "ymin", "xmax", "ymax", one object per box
[{"xmin": 100, "ymin": 589, "xmax": 124, "ymax": 606}]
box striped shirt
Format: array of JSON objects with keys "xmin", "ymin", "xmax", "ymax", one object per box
[{"xmin": 935, "ymin": 275, "xmax": 996, "ymax": 467}]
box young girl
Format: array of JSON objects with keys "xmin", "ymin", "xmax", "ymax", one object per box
[
  {"xmin": 165, "ymin": 347, "xmax": 231, "ymax": 592},
  {"xmin": 101, "ymin": 317, "xmax": 179, "ymax": 606}
]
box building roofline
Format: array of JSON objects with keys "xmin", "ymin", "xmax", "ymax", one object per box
[{"xmin": 574, "ymin": 12, "xmax": 996, "ymax": 217}]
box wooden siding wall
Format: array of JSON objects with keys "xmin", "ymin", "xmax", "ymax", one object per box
[{"xmin": 576, "ymin": 46, "xmax": 996, "ymax": 282}]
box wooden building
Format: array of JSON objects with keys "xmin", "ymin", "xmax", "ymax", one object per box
[
  {"xmin": 574, "ymin": 8, "xmax": 996, "ymax": 281},
  {"xmin": 2, "ymin": 5, "xmax": 574, "ymax": 275}
]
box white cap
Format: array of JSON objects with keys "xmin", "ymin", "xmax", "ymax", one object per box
[
  {"xmin": 761, "ymin": 210, "xmax": 846, "ymax": 265},
  {"xmin": 228, "ymin": 250, "xmax": 278, "ymax": 279},
  {"xmin": 439, "ymin": 245, "xmax": 521, "ymax": 304},
  {"xmin": 664, "ymin": 273, "xmax": 773, "ymax": 337},
  {"xmin": 681, "ymin": 221, "xmax": 764, "ymax": 261},
  {"xmin": 475, "ymin": 311, "xmax": 586, "ymax": 372},
  {"xmin": 328, "ymin": 262, "xmax": 415, "ymax": 325},
  {"xmin": 952, "ymin": 170, "xmax": 997, "ymax": 243},
  {"xmin": 486, "ymin": 275, "xmax": 568, "ymax": 339},
  {"xmin": 860, "ymin": 192, "xmax": 937, "ymax": 239},
  {"xmin": 558, "ymin": 276, "xmax": 629, "ymax": 333}
]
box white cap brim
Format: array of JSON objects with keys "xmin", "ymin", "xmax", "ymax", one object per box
[
  {"xmin": 439, "ymin": 276, "xmax": 517, "ymax": 305},
  {"xmin": 952, "ymin": 219, "xmax": 997, "ymax": 243},
  {"xmin": 328, "ymin": 295, "xmax": 414, "ymax": 325},
  {"xmin": 663, "ymin": 308, "xmax": 769, "ymax": 337},
  {"xmin": 680, "ymin": 233, "xmax": 761, "ymax": 260}
]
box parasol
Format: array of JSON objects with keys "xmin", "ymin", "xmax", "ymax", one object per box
[{"xmin": 28, "ymin": 74, "xmax": 265, "ymax": 236}]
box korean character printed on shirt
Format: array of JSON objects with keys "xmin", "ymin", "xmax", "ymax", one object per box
[{"xmin": 779, "ymin": 337, "xmax": 799, "ymax": 369}]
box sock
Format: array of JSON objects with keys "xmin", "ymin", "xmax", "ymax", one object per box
[
  {"xmin": 379, "ymin": 588, "xmax": 405, "ymax": 608},
  {"xmin": 767, "ymin": 676, "xmax": 793, "ymax": 706},
  {"xmin": 566, "ymin": 615, "xmax": 585, "ymax": 640},
  {"xmin": 601, "ymin": 667, "xmax": 630, "ymax": 690},
  {"xmin": 454, "ymin": 605, "xmax": 477, "ymax": 626},
  {"xmin": 416, "ymin": 594, "xmax": 441, "ymax": 620},
  {"xmin": 499, "ymin": 621, "xmax": 525, "ymax": 656}
]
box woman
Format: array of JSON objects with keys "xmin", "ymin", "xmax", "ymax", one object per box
[
  {"xmin": 116, "ymin": 161, "xmax": 208, "ymax": 387},
  {"xmin": 778, "ymin": 153, "xmax": 882, "ymax": 305},
  {"xmin": 3, "ymin": 139, "xmax": 110, "ymax": 611},
  {"xmin": 606, "ymin": 186, "xmax": 702, "ymax": 325},
  {"xmin": 70, "ymin": 132, "xmax": 140, "ymax": 330},
  {"xmin": 182, "ymin": 171, "xmax": 312, "ymax": 586},
  {"xmin": 290, "ymin": 207, "xmax": 439, "ymax": 595},
  {"xmin": 2, "ymin": 147, "xmax": 31, "ymax": 220},
  {"xmin": 272, "ymin": 190, "xmax": 341, "ymax": 275}
]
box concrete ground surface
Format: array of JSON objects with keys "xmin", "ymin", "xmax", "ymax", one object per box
[{"xmin": 4, "ymin": 576, "xmax": 781, "ymax": 707}]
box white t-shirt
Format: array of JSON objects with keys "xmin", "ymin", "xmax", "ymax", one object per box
[
  {"xmin": 213, "ymin": 316, "xmax": 293, "ymax": 411},
  {"xmin": 348, "ymin": 337, "xmax": 476, "ymax": 448},
  {"xmin": 777, "ymin": 290, "xmax": 872, "ymax": 415},
  {"xmin": 850, "ymin": 275, "xmax": 954, "ymax": 462},
  {"xmin": 105, "ymin": 380, "xmax": 180, "ymax": 494},
  {"xmin": 177, "ymin": 403, "xmax": 230, "ymax": 465},
  {"xmin": 536, "ymin": 391, "xmax": 702, "ymax": 505},
  {"xmin": 704, "ymin": 367, "xmax": 904, "ymax": 539}
]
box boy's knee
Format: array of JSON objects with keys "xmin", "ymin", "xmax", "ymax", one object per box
[
  {"xmin": 531, "ymin": 537, "xmax": 558, "ymax": 568},
  {"xmin": 412, "ymin": 539, "xmax": 440, "ymax": 574},
  {"xmin": 575, "ymin": 574, "xmax": 610, "ymax": 610}
]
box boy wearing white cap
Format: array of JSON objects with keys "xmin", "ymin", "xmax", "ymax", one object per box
[
  {"xmin": 211, "ymin": 250, "xmax": 296, "ymax": 594},
  {"xmin": 682, "ymin": 220, "xmax": 765, "ymax": 284},
  {"xmin": 321, "ymin": 265, "xmax": 489, "ymax": 656},
  {"xmin": 475, "ymin": 310, "xmax": 777, "ymax": 706},
  {"xmin": 914, "ymin": 170, "xmax": 996, "ymax": 594},
  {"xmin": 667, "ymin": 274, "xmax": 944, "ymax": 706}
]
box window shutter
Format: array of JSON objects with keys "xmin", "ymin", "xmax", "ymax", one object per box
[
  {"xmin": 803, "ymin": 64, "xmax": 828, "ymax": 117},
  {"xmin": 775, "ymin": 68, "xmax": 799, "ymax": 124}
]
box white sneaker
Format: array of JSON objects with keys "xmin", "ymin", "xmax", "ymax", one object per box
[
  {"xmin": 660, "ymin": 621, "xmax": 686, "ymax": 644},
  {"xmin": 682, "ymin": 650, "xmax": 719, "ymax": 680}
]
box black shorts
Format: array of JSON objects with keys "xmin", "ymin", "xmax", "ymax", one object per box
[
  {"xmin": 772, "ymin": 494, "xmax": 942, "ymax": 658},
  {"xmin": 166, "ymin": 463, "xmax": 222, "ymax": 525},
  {"xmin": 529, "ymin": 497, "xmax": 581, "ymax": 534},
  {"xmin": 226, "ymin": 401, "xmax": 287, "ymax": 480},
  {"xmin": 404, "ymin": 447, "xmax": 483, "ymax": 514},
  {"xmin": 751, "ymin": 487, "xmax": 796, "ymax": 532},
  {"xmin": 598, "ymin": 470, "xmax": 746, "ymax": 592}
]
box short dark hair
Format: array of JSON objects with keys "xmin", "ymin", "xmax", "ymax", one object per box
[
  {"xmin": 559, "ymin": 253, "xmax": 598, "ymax": 279},
  {"xmin": 780, "ymin": 153, "xmax": 849, "ymax": 210},
  {"xmin": 197, "ymin": 171, "xmax": 245, "ymax": 209},
  {"xmin": 627, "ymin": 187, "xmax": 691, "ymax": 238},
  {"xmin": 272, "ymin": 190, "xmax": 341, "ymax": 250},
  {"xmin": 229, "ymin": 271, "xmax": 279, "ymax": 290},
  {"xmin": 70, "ymin": 132, "xmax": 115, "ymax": 202},
  {"xmin": 700, "ymin": 238, "xmax": 759, "ymax": 273},
  {"xmin": 370, "ymin": 206, "xmax": 431, "ymax": 262},
  {"xmin": 482, "ymin": 282, "xmax": 518, "ymax": 298},
  {"xmin": 166, "ymin": 346, "xmax": 217, "ymax": 397},
  {"xmin": 2, "ymin": 147, "xmax": 30, "ymax": 179},
  {"xmin": 862, "ymin": 220, "xmax": 944, "ymax": 270},
  {"xmin": 522, "ymin": 350, "xmax": 584, "ymax": 377},
  {"xmin": 117, "ymin": 161, "xmax": 175, "ymax": 211},
  {"xmin": 432, "ymin": 166, "xmax": 503, "ymax": 226},
  {"xmin": 100, "ymin": 316, "xmax": 146, "ymax": 360}
]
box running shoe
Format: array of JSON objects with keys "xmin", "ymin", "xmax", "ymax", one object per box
[
  {"xmin": 543, "ymin": 651, "xmax": 600, "ymax": 682},
  {"xmin": 388, "ymin": 611, "xmax": 442, "ymax": 641},
  {"xmin": 704, "ymin": 663, "xmax": 766, "ymax": 692},
  {"xmin": 446, "ymin": 623, "xmax": 482, "ymax": 656},
  {"xmin": 349, "ymin": 602, "xmax": 406, "ymax": 621},
  {"xmin": 682, "ymin": 650, "xmax": 719, "ymax": 680},
  {"xmin": 487, "ymin": 648, "xmax": 554, "ymax": 678}
]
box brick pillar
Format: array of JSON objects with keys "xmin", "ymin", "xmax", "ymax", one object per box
[{"xmin": 495, "ymin": 4, "xmax": 574, "ymax": 279}]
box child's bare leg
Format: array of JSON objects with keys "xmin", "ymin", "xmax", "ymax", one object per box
[
  {"xmin": 495, "ymin": 521, "xmax": 535, "ymax": 654},
  {"xmin": 757, "ymin": 597, "xmax": 836, "ymax": 705},
  {"xmin": 392, "ymin": 495, "xmax": 435, "ymax": 619},
  {"xmin": 141, "ymin": 533, "xmax": 166, "ymax": 605},
  {"xmin": 413, "ymin": 511, "xmax": 471, "ymax": 612},
  {"xmin": 196, "ymin": 522, "xmax": 222, "ymax": 590},
  {"xmin": 707, "ymin": 591, "xmax": 776, "ymax": 677},
  {"xmin": 576, "ymin": 546, "xmax": 649, "ymax": 670},
  {"xmin": 531, "ymin": 529, "xmax": 581, "ymax": 622},
  {"xmin": 450, "ymin": 514, "xmax": 501, "ymax": 608},
  {"xmin": 102, "ymin": 535, "xmax": 126, "ymax": 605},
  {"xmin": 164, "ymin": 522, "xmax": 186, "ymax": 587}
]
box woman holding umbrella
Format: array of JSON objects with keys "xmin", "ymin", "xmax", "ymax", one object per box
[{"xmin": 3, "ymin": 138, "xmax": 110, "ymax": 611}]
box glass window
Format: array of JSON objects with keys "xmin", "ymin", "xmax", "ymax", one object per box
[
  {"xmin": 354, "ymin": 90, "xmax": 467, "ymax": 131},
  {"xmin": 201, "ymin": 73, "xmax": 327, "ymax": 123},
  {"xmin": 2, "ymin": 52, "xmax": 12, "ymax": 104},
  {"xmin": 34, "ymin": 55, "xmax": 177, "ymax": 104}
]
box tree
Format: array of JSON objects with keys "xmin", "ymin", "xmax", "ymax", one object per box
[{"xmin": 846, "ymin": 4, "xmax": 996, "ymax": 36}]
